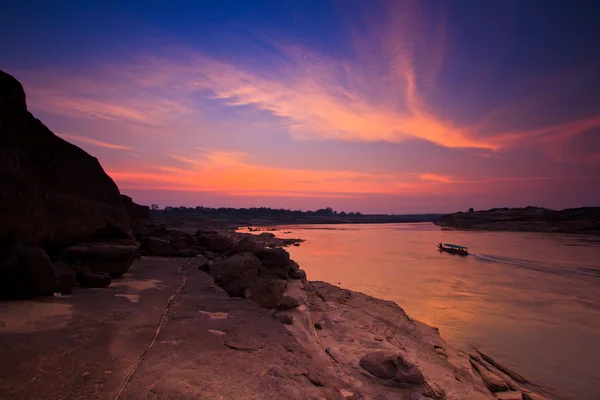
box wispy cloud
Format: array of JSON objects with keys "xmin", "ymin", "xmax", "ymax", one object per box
[
  {"xmin": 57, "ymin": 133, "xmax": 135, "ymax": 150},
  {"xmin": 13, "ymin": 1, "xmax": 498, "ymax": 151},
  {"xmin": 107, "ymin": 147, "xmax": 600, "ymax": 199}
]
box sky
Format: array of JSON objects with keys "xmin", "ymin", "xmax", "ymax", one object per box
[{"xmin": 2, "ymin": 0, "xmax": 600, "ymax": 213}]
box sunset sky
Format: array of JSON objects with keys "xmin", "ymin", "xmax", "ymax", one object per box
[{"xmin": 3, "ymin": 0, "xmax": 600, "ymax": 213}]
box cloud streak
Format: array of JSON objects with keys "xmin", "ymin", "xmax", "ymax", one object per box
[{"xmin": 58, "ymin": 133, "xmax": 135, "ymax": 150}]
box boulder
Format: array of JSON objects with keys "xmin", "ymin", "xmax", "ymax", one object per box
[
  {"xmin": 166, "ymin": 229, "xmax": 192, "ymax": 244},
  {"xmin": 227, "ymin": 236, "xmax": 265, "ymax": 256},
  {"xmin": 257, "ymin": 232, "xmax": 276, "ymax": 239},
  {"xmin": 147, "ymin": 237, "xmax": 171, "ymax": 256},
  {"xmin": 195, "ymin": 231, "xmax": 235, "ymax": 253},
  {"xmin": 275, "ymin": 313, "xmax": 294, "ymax": 325},
  {"xmin": 134, "ymin": 225, "xmax": 168, "ymax": 242},
  {"xmin": 204, "ymin": 250, "xmax": 215, "ymax": 259},
  {"xmin": 289, "ymin": 268, "xmax": 307, "ymax": 280},
  {"xmin": 120, "ymin": 195, "xmax": 150, "ymax": 227},
  {"xmin": 0, "ymin": 245, "xmax": 56, "ymax": 299},
  {"xmin": 52, "ymin": 262, "xmax": 76, "ymax": 295},
  {"xmin": 359, "ymin": 351, "xmax": 425, "ymax": 384},
  {"xmin": 208, "ymin": 253, "xmax": 261, "ymax": 297},
  {"xmin": 0, "ymin": 70, "xmax": 132, "ymax": 249},
  {"xmin": 170, "ymin": 240, "xmax": 190, "ymax": 251},
  {"xmin": 194, "ymin": 255, "xmax": 211, "ymax": 271},
  {"xmin": 77, "ymin": 271, "xmax": 112, "ymax": 288},
  {"xmin": 245, "ymin": 278, "xmax": 287, "ymax": 309},
  {"xmin": 278, "ymin": 295, "xmax": 300, "ymax": 310},
  {"xmin": 470, "ymin": 359, "xmax": 510, "ymax": 392},
  {"xmin": 63, "ymin": 240, "xmax": 139, "ymax": 278},
  {"xmin": 257, "ymin": 247, "xmax": 290, "ymax": 268},
  {"xmin": 171, "ymin": 249, "xmax": 199, "ymax": 258}
]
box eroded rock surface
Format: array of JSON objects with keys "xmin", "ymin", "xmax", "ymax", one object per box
[{"xmin": 0, "ymin": 258, "xmax": 344, "ymax": 400}]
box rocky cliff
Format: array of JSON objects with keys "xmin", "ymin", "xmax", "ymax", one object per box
[
  {"xmin": 437, "ymin": 206, "xmax": 600, "ymax": 235},
  {"xmin": 0, "ymin": 70, "xmax": 145, "ymax": 299}
]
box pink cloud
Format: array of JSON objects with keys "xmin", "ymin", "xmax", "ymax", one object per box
[{"xmin": 57, "ymin": 133, "xmax": 135, "ymax": 151}]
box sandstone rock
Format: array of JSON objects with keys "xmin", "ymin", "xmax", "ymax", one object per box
[
  {"xmin": 359, "ymin": 351, "xmax": 425, "ymax": 384},
  {"xmin": 289, "ymin": 268, "xmax": 307, "ymax": 280},
  {"xmin": 495, "ymin": 391, "xmax": 522, "ymax": 400},
  {"xmin": 208, "ymin": 253, "xmax": 261, "ymax": 297},
  {"xmin": 522, "ymin": 392, "xmax": 549, "ymax": 400},
  {"xmin": 169, "ymin": 240, "xmax": 190, "ymax": 252},
  {"xmin": 275, "ymin": 313, "xmax": 294, "ymax": 325},
  {"xmin": 171, "ymin": 249, "xmax": 198, "ymax": 258},
  {"xmin": 278, "ymin": 295, "xmax": 300, "ymax": 310},
  {"xmin": 63, "ymin": 240, "xmax": 139, "ymax": 277},
  {"xmin": 52, "ymin": 262, "xmax": 76, "ymax": 295},
  {"xmin": 166, "ymin": 229, "xmax": 192, "ymax": 243},
  {"xmin": 194, "ymin": 255, "xmax": 211, "ymax": 271},
  {"xmin": 147, "ymin": 237, "xmax": 171, "ymax": 256},
  {"xmin": 257, "ymin": 232, "xmax": 276, "ymax": 239},
  {"xmin": 257, "ymin": 247, "xmax": 290, "ymax": 268},
  {"xmin": 195, "ymin": 231, "xmax": 235, "ymax": 253},
  {"xmin": 0, "ymin": 70, "xmax": 132, "ymax": 249},
  {"xmin": 77, "ymin": 271, "xmax": 111, "ymax": 288},
  {"xmin": 0, "ymin": 245, "xmax": 56, "ymax": 299},
  {"xmin": 476, "ymin": 350, "xmax": 529, "ymax": 383},
  {"xmin": 470, "ymin": 358, "xmax": 510, "ymax": 392},
  {"xmin": 245, "ymin": 278, "xmax": 287, "ymax": 309},
  {"xmin": 134, "ymin": 225, "xmax": 168, "ymax": 242},
  {"xmin": 120, "ymin": 195, "xmax": 150, "ymax": 228},
  {"xmin": 228, "ymin": 236, "xmax": 265, "ymax": 255}
]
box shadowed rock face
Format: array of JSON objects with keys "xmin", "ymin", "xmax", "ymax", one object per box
[
  {"xmin": 0, "ymin": 70, "xmax": 138, "ymax": 299},
  {"xmin": 0, "ymin": 70, "xmax": 131, "ymax": 248},
  {"xmin": 120, "ymin": 194, "xmax": 150, "ymax": 228}
]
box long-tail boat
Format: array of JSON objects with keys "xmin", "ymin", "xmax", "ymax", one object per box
[{"xmin": 437, "ymin": 243, "xmax": 469, "ymax": 256}]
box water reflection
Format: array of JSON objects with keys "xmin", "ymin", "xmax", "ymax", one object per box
[{"xmin": 248, "ymin": 223, "xmax": 600, "ymax": 399}]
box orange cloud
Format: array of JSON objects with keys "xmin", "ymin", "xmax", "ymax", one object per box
[
  {"xmin": 57, "ymin": 133, "xmax": 135, "ymax": 150},
  {"xmin": 107, "ymin": 148, "xmax": 600, "ymax": 199},
  {"xmin": 14, "ymin": 3, "xmax": 496, "ymax": 151},
  {"xmin": 418, "ymin": 173, "xmax": 455, "ymax": 183},
  {"xmin": 108, "ymin": 148, "xmax": 436, "ymax": 196}
]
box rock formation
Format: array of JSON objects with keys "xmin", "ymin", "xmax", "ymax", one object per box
[{"xmin": 0, "ymin": 70, "xmax": 141, "ymax": 299}]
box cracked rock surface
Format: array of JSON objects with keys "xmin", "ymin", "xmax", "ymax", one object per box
[{"xmin": 0, "ymin": 257, "xmax": 553, "ymax": 400}]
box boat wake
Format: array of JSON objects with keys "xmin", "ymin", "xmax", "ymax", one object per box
[{"xmin": 472, "ymin": 254, "xmax": 600, "ymax": 279}]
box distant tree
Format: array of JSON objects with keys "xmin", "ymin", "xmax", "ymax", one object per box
[
  {"xmin": 150, "ymin": 204, "xmax": 160, "ymax": 211},
  {"xmin": 468, "ymin": 208, "xmax": 474, "ymax": 213}
]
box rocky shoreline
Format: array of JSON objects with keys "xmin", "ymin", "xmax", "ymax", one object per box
[
  {"xmin": 0, "ymin": 70, "xmax": 553, "ymax": 399},
  {"xmin": 0, "ymin": 225, "xmax": 554, "ymax": 399}
]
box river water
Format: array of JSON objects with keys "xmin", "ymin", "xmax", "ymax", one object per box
[{"xmin": 260, "ymin": 223, "xmax": 600, "ymax": 399}]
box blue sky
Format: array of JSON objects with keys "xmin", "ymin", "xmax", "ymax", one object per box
[{"xmin": 2, "ymin": 0, "xmax": 600, "ymax": 212}]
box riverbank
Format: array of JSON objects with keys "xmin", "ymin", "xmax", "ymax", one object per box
[
  {"xmin": 437, "ymin": 207, "xmax": 600, "ymax": 235},
  {"xmin": 0, "ymin": 227, "xmax": 553, "ymax": 400}
]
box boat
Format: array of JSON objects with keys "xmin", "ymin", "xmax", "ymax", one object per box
[{"xmin": 438, "ymin": 243, "xmax": 469, "ymax": 256}]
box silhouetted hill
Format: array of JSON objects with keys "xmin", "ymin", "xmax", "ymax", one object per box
[{"xmin": 436, "ymin": 206, "xmax": 600, "ymax": 234}]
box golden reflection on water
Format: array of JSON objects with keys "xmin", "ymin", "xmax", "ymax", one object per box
[{"xmin": 248, "ymin": 223, "xmax": 600, "ymax": 400}]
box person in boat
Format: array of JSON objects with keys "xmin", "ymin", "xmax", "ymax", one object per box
[{"xmin": 438, "ymin": 242, "xmax": 443, "ymax": 250}]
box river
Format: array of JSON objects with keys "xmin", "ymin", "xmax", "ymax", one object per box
[{"xmin": 260, "ymin": 223, "xmax": 600, "ymax": 399}]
